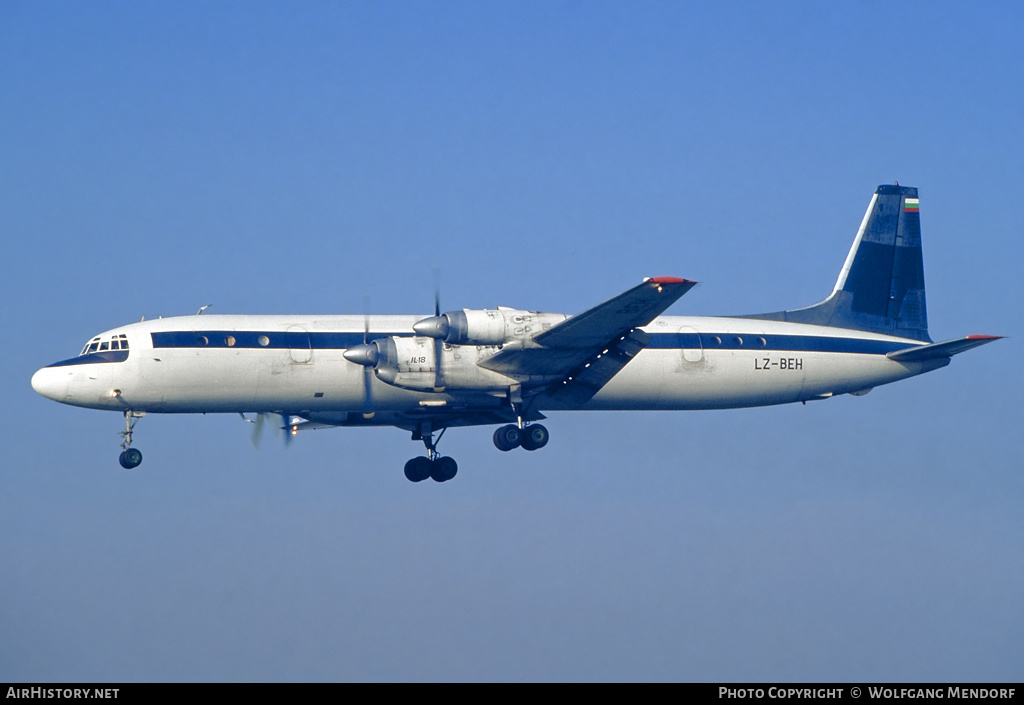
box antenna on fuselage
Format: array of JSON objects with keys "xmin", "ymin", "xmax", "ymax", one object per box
[{"xmin": 197, "ymin": 305, "xmax": 212, "ymax": 315}]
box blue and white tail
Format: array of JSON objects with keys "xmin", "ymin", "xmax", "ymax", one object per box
[{"xmin": 747, "ymin": 184, "xmax": 930, "ymax": 342}]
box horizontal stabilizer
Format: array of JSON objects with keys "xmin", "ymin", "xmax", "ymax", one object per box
[{"xmin": 886, "ymin": 335, "xmax": 1003, "ymax": 362}]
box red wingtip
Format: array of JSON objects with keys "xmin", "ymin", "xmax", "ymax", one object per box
[
  {"xmin": 966, "ymin": 335, "xmax": 1003, "ymax": 341},
  {"xmin": 648, "ymin": 276, "xmax": 696, "ymax": 285}
]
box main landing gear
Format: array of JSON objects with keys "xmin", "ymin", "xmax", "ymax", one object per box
[
  {"xmin": 401, "ymin": 398, "xmax": 550, "ymax": 483},
  {"xmin": 492, "ymin": 423, "xmax": 549, "ymax": 452},
  {"xmin": 494, "ymin": 387, "xmax": 550, "ymax": 452},
  {"xmin": 118, "ymin": 410, "xmax": 144, "ymax": 469},
  {"xmin": 404, "ymin": 425, "xmax": 458, "ymax": 483}
]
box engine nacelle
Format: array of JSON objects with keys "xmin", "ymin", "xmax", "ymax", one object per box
[
  {"xmin": 373, "ymin": 336, "xmax": 438, "ymax": 391},
  {"xmin": 413, "ymin": 308, "xmax": 567, "ymax": 346},
  {"xmin": 443, "ymin": 309, "xmax": 507, "ymax": 345},
  {"xmin": 344, "ymin": 333, "xmax": 549, "ymax": 393}
]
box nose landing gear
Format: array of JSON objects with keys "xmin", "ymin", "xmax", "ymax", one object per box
[
  {"xmin": 118, "ymin": 411, "xmax": 145, "ymax": 469},
  {"xmin": 405, "ymin": 424, "xmax": 458, "ymax": 483},
  {"xmin": 403, "ymin": 455, "xmax": 457, "ymax": 483}
]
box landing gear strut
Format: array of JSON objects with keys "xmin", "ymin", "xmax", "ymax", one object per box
[
  {"xmin": 118, "ymin": 411, "xmax": 144, "ymax": 469},
  {"xmin": 405, "ymin": 424, "xmax": 458, "ymax": 483},
  {"xmin": 494, "ymin": 388, "xmax": 550, "ymax": 452}
]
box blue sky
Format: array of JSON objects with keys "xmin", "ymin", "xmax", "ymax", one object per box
[{"xmin": 2, "ymin": 1, "xmax": 1020, "ymax": 682}]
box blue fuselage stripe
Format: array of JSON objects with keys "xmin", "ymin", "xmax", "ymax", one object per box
[
  {"xmin": 646, "ymin": 332, "xmax": 908, "ymax": 355},
  {"xmin": 149, "ymin": 331, "xmax": 913, "ymax": 356},
  {"xmin": 151, "ymin": 331, "xmax": 371, "ymax": 350}
]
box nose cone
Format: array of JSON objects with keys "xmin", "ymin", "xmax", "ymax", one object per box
[{"xmin": 31, "ymin": 366, "xmax": 68, "ymax": 402}]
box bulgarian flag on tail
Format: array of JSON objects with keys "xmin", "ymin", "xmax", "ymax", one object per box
[{"xmin": 904, "ymin": 197, "xmax": 920, "ymax": 213}]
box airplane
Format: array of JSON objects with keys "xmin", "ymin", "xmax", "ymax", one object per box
[{"xmin": 31, "ymin": 184, "xmax": 1001, "ymax": 483}]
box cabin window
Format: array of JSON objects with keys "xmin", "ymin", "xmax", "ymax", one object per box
[
  {"xmin": 258, "ymin": 335, "xmax": 270, "ymax": 347},
  {"xmin": 197, "ymin": 336, "xmax": 209, "ymax": 346},
  {"xmin": 225, "ymin": 335, "xmax": 236, "ymax": 347}
]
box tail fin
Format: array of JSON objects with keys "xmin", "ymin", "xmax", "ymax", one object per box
[{"xmin": 745, "ymin": 184, "xmax": 930, "ymax": 342}]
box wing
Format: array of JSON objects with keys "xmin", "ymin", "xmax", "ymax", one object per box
[
  {"xmin": 533, "ymin": 277, "xmax": 697, "ymax": 348},
  {"xmin": 480, "ymin": 277, "xmax": 696, "ymax": 399}
]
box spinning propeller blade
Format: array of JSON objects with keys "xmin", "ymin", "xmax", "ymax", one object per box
[
  {"xmin": 251, "ymin": 412, "xmax": 266, "ymax": 449},
  {"xmin": 432, "ymin": 273, "xmax": 445, "ymax": 391},
  {"xmin": 362, "ymin": 296, "xmax": 375, "ymax": 418},
  {"xmin": 248, "ymin": 412, "xmax": 293, "ymax": 449}
]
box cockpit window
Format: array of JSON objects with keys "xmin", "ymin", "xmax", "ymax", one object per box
[{"xmin": 79, "ymin": 335, "xmax": 128, "ymax": 356}]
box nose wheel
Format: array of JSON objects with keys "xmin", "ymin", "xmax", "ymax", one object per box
[
  {"xmin": 406, "ymin": 424, "xmax": 458, "ymax": 483},
  {"xmin": 404, "ymin": 455, "xmax": 457, "ymax": 483},
  {"xmin": 119, "ymin": 447, "xmax": 143, "ymax": 469},
  {"xmin": 118, "ymin": 411, "xmax": 144, "ymax": 469}
]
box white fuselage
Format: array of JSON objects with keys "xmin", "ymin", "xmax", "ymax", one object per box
[{"xmin": 31, "ymin": 313, "xmax": 941, "ymax": 422}]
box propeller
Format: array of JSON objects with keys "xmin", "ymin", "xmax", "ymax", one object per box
[
  {"xmin": 346, "ymin": 279, "xmax": 448, "ymax": 397},
  {"xmin": 434, "ymin": 268, "xmax": 442, "ymax": 319},
  {"xmin": 430, "ymin": 280, "xmax": 445, "ymax": 391},
  {"xmin": 406, "ymin": 274, "xmax": 449, "ymax": 392},
  {"xmin": 251, "ymin": 411, "xmax": 266, "ymax": 448},
  {"xmin": 244, "ymin": 412, "xmax": 295, "ymax": 449},
  {"xmin": 412, "ymin": 270, "xmax": 451, "ymax": 339},
  {"xmin": 425, "ymin": 270, "xmax": 446, "ymax": 391},
  {"xmin": 360, "ymin": 297, "xmax": 375, "ymax": 418},
  {"xmin": 341, "ymin": 296, "xmax": 378, "ymax": 418},
  {"xmin": 283, "ymin": 415, "xmax": 296, "ymax": 446}
]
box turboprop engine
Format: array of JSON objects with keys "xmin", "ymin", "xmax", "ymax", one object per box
[
  {"xmin": 412, "ymin": 308, "xmax": 566, "ymax": 345},
  {"xmin": 343, "ymin": 308, "xmax": 567, "ymax": 393},
  {"xmin": 343, "ymin": 336, "xmax": 443, "ymax": 391}
]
